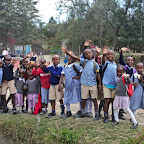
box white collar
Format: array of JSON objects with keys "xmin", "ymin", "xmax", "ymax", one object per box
[
  {"xmin": 65, "ymin": 63, "xmax": 74, "ymax": 68},
  {"xmin": 19, "ymin": 77, "xmax": 25, "ymax": 83},
  {"xmin": 125, "ymin": 65, "xmax": 133, "ymax": 69},
  {"xmin": 53, "ymin": 64, "xmax": 60, "ymax": 68}
]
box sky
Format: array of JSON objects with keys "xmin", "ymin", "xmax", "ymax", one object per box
[{"xmin": 36, "ymin": 0, "xmax": 66, "ymax": 23}]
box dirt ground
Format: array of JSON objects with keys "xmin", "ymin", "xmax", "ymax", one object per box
[{"xmin": 6, "ymin": 55, "xmax": 144, "ymax": 124}]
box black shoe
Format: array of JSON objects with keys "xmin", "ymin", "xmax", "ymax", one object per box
[
  {"xmin": 23, "ymin": 110, "xmax": 28, "ymax": 113},
  {"xmin": 111, "ymin": 115, "xmax": 115, "ymax": 122},
  {"xmin": 120, "ymin": 109, "xmax": 127, "ymax": 114},
  {"xmin": 63, "ymin": 111, "xmax": 72, "ymax": 119},
  {"xmin": 46, "ymin": 112, "xmax": 56, "ymax": 118},
  {"xmin": 119, "ymin": 115, "xmax": 126, "ymax": 120},
  {"xmin": 131, "ymin": 123, "xmax": 138, "ymax": 129},
  {"xmin": 1, "ymin": 107, "xmax": 8, "ymax": 113},
  {"xmin": 73, "ymin": 111, "xmax": 81, "ymax": 117},
  {"xmin": 103, "ymin": 116, "xmax": 109, "ymax": 123},
  {"xmin": 111, "ymin": 121, "xmax": 119, "ymax": 126},
  {"xmin": 130, "ymin": 119, "xmax": 132, "ymax": 123},
  {"xmin": 12, "ymin": 108, "xmax": 17, "ymax": 114},
  {"xmin": 76, "ymin": 113, "xmax": 85, "ymax": 118},
  {"xmin": 85, "ymin": 112, "xmax": 93, "ymax": 118}
]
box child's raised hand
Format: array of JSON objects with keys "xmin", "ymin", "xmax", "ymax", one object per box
[
  {"xmin": 36, "ymin": 61, "xmax": 40, "ymax": 67},
  {"xmin": 103, "ymin": 46, "xmax": 109, "ymax": 55},
  {"xmin": 95, "ymin": 46, "xmax": 101, "ymax": 53},
  {"xmin": 45, "ymin": 62, "xmax": 50, "ymax": 66},
  {"xmin": 121, "ymin": 47, "xmax": 129, "ymax": 52},
  {"xmin": 61, "ymin": 45, "xmax": 67, "ymax": 53},
  {"xmin": 27, "ymin": 53, "xmax": 32, "ymax": 58},
  {"xmin": 84, "ymin": 39, "xmax": 91, "ymax": 46}
]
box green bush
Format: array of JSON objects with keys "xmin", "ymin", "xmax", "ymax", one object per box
[{"xmin": 121, "ymin": 130, "xmax": 144, "ymax": 144}]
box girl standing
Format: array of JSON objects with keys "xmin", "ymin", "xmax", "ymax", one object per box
[
  {"xmin": 24, "ymin": 71, "xmax": 41, "ymax": 113},
  {"xmin": 112, "ymin": 65, "xmax": 138, "ymax": 129},
  {"xmin": 58, "ymin": 56, "xmax": 82, "ymax": 118}
]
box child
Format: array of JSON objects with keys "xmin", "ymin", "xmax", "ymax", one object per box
[
  {"xmin": 58, "ymin": 56, "xmax": 82, "ymax": 118},
  {"xmin": 42, "ymin": 55, "xmax": 65, "ymax": 117},
  {"xmin": 24, "ymin": 71, "xmax": 41, "ymax": 113},
  {"xmin": 15, "ymin": 69, "xmax": 25, "ymax": 113},
  {"xmin": 119, "ymin": 48, "xmax": 137, "ymax": 120},
  {"xmin": 32, "ymin": 58, "xmax": 51, "ymax": 115},
  {"xmin": 61, "ymin": 46, "xmax": 101, "ymax": 121},
  {"xmin": 119, "ymin": 48, "xmax": 137, "ymax": 77},
  {"xmin": 112, "ymin": 65, "xmax": 138, "ymax": 129},
  {"xmin": 1, "ymin": 55, "xmax": 17, "ymax": 113},
  {"xmin": 130, "ymin": 63, "xmax": 144, "ymax": 117},
  {"xmin": 0, "ymin": 59, "xmax": 3, "ymax": 110},
  {"xmin": 102, "ymin": 47, "xmax": 117, "ymax": 123}
]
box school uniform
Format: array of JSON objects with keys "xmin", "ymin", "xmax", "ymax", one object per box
[{"xmin": 80, "ymin": 58, "xmax": 99, "ymax": 99}]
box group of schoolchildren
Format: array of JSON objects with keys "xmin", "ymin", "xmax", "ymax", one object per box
[{"xmin": 0, "ymin": 40, "xmax": 144, "ymax": 130}]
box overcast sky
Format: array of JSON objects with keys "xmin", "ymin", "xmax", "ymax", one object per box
[{"xmin": 36, "ymin": 0, "xmax": 66, "ymax": 23}]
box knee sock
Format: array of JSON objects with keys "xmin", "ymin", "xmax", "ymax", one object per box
[
  {"xmin": 126, "ymin": 108, "xmax": 137, "ymax": 124},
  {"xmin": 66, "ymin": 104, "xmax": 70, "ymax": 112},
  {"xmin": 99, "ymin": 101, "xmax": 104, "ymax": 114},
  {"xmin": 61, "ymin": 104, "xmax": 65, "ymax": 113},
  {"xmin": 114, "ymin": 108, "xmax": 119, "ymax": 122}
]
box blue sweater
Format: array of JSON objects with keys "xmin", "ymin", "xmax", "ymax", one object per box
[
  {"xmin": 2, "ymin": 64, "xmax": 14, "ymax": 81},
  {"xmin": 42, "ymin": 65, "xmax": 62, "ymax": 85},
  {"xmin": 0, "ymin": 68, "xmax": 3, "ymax": 84}
]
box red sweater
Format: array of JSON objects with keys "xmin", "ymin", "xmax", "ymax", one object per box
[{"xmin": 32, "ymin": 67, "xmax": 51, "ymax": 89}]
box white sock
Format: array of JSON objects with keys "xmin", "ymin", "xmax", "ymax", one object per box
[
  {"xmin": 132, "ymin": 110, "xmax": 136, "ymax": 116},
  {"xmin": 126, "ymin": 108, "xmax": 137, "ymax": 124},
  {"xmin": 66, "ymin": 104, "xmax": 70, "ymax": 111},
  {"xmin": 114, "ymin": 108, "xmax": 119, "ymax": 122},
  {"xmin": 19, "ymin": 106, "xmax": 22, "ymax": 112}
]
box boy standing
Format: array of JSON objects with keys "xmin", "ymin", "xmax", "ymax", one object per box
[
  {"xmin": 1, "ymin": 56, "xmax": 17, "ymax": 113},
  {"xmin": 42, "ymin": 55, "xmax": 65, "ymax": 117}
]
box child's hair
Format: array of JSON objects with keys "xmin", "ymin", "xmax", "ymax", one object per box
[
  {"xmin": 117, "ymin": 64, "xmax": 125, "ymax": 71},
  {"xmin": 4, "ymin": 55, "xmax": 12, "ymax": 60},
  {"xmin": 136, "ymin": 62, "xmax": 144, "ymax": 68},
  {"xmin": 52, "ymin": 55, "xmax": 60, "ymax": 60}
]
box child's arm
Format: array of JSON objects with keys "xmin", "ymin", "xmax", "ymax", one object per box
[
  {"xmin": 11, "ymin": 59, "xmax": 17, "ymax": 66},
  {"xmin": 58, "ymin": 74, "xmax": 64, "ymax": 92},
  {"xmin": 139, "ymin": 75, "xmax": 144, "ymax": 83},
  {"xmin": 95, "ymin": 46, "xmax": 101, "ymax": 60},
  {"xmin": 23, "ymin": 82, "xmax": 28, "ymax": 90},
  {"xmin": 42, "ymin": 62, "xmax": 50, "ymax": 73},
  {"xmin": 97, "ymin": 73, "xmax": 102, "ymax": 89},
  {"xmin": 102, "ymin": 46, "xmax": 108, "ymax": 65},
  {"xmin": 119, "ymin": 48, "xmax": 129, "ymax": 65},
  {"xmin": 72, "ymin": 72, "xmax": 82, "ymax": 80},
  {"xmin": 20, "ymin": 53, "xmax": 31, "ymax": 64},
  {"xmin": 61, "ymin": 46, "xmax": 80, "ymax": 61},
  {"xmin": 50, "ymin": 67, "xmax": 62, "ymax": 77}
]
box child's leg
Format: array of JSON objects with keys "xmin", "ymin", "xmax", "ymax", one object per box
[
  {"xmin": 126, "ymin": 108, "xmax": 137, "ymax": 124},
  {"xmin": 85, "ymin": 99, "xmax": 90, "ymax": 113},
  {"xmin": 99, "ymin": 100, "xmax": 105, "ymax": 115},
  {"xmin": 89, "ymin": 100, "xmax": 93, "ymax": 113},
  {"xmin": 11, "ymin": 94, "xmax": 15, "ymax": 109},
  {"xmin": 52, "ymin": 100, "xmax": 55, "ymax": 112},
  {"xmin": 113, "ymin": 108, "xmax": 119, "ymax": 123},
  {"xmin": 1, "ymin": 95, "xmax": 7, "ymax": 109},
  {"xmin": 63, "ymin": 104, "xmax": 72, "ymax": 118},
  {"xmin": 59, "ymin": 99, "xmax": 65, "ymax": 114},
  {"xmin": 66, "ymin": 104, "xmax": 70, "ymax": 111}
]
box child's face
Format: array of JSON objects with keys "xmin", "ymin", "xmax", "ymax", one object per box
[
  {"xmin": 84, "ymin": 49, "xmax": 93, "ymax": 60},
  {"xmin": 98, "ymin": 55, "xmax": 103, "ymax": 64},
  {"xmin": 4, "ymin": 57, "xmax": 11, "ymax": 65},
  {"xmin": 40, "ymin": 59, "xmax": 46, "ymax": 68},
  {"xmin": 52, "ymin": 56, "xmax": 60, "ymax": 66},
  {"xmin": 68, "ymin": 57, "xmax": 74, "ymax": 65},
  {"xmin": 19, "ymin": 70, "xmax": 25, "ymax": 78},
  {"xmin": 28, "ymin": 72, "xmax": 35, "ymax": 80},
  {"xmin": 136, "ymin": 64, "xmax": 143, "ymax": 74},
  {"xmin": 0, "ymin": 60, "xmax": 3, "ymax": 67},
  {"xmin": 107, "ymin": 50, "xmax": 115, "ymax": 62},
  {"xmin": 126, "ymin": 57, "xmax": 133, "ymax": 67},
  {"xmin": 22, "ymin": 59, "xmax": 28, "ymax": 68},
  {"xmin": 91, "ymin": 48, "xmax": 97, "ymax": 58},
  {"xmin": 117, "ymin": 67, "xmax": 125, "ymax": 77}
]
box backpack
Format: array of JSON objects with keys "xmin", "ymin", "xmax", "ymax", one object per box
[
  {"xmin": 82, "ymin": 59, "xmax": 97, "ymax": 73},
  {"xmin": 122, "ymin": 76, "xmax": 134, "ymax": 97}
]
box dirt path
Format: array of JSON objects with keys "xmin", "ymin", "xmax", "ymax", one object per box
[{"xmin": 0, "ymin": 130, "xmax": 15, "ymax": 144}]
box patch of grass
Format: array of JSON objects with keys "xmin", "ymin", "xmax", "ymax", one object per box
[{"xmin": 0, "ymin": 114, "xmax": 143, "ymax": 144}]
